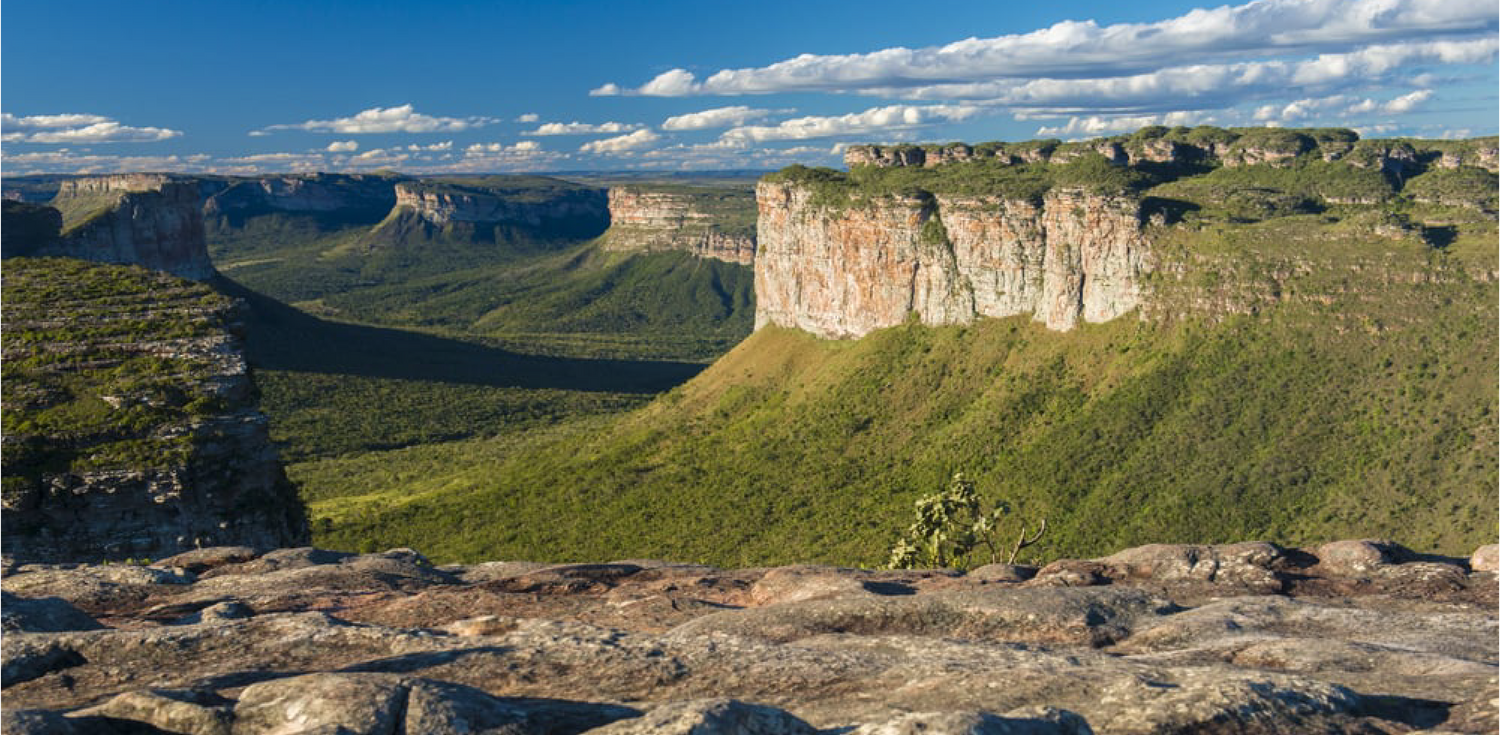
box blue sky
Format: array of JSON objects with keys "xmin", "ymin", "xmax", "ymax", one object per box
[{"xmin": 3, "ymin": 0, "xmax": 1495, "ymax": 174}]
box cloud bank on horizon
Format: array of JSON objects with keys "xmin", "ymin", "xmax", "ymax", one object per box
[{"xmin": 3, "ymin": 0, "xmax": 1495, "ymax": 174}]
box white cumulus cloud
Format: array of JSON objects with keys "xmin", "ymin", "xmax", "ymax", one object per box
[
  {"xmin": 1034, "ymin": 111, "xmax": 1216, "ymax": 137},
  {"xmin": 600, "ymin": 0, "xmax": 1496, "ymax": 97},
  {"xmin": 580, "ymin": 129, "xmax": 662, "ymax": 154},
  {"xmin": 516, "ymin": 113, "xmax": 540, "ymax": 123},
  {"xmin": 257, "ymin": 104, "xmax": 496, "ymax": 134},
  {"xmin": 2, "ymin": 113, "xmax": 182, "ymax": 143},
  {"xmin": 523, "ymin": 121, "xmax": 644, "ymax": 136},
  {"xmin": 326, "ymin": 140, "xmax": 359, "ymax": 152},
  {"xmin": 661, "ymin": 106, "xmax": 780, "ymax": 131},
  {"xmin": 717, "ymin": 104, "xmax": 982, "ymax": 147}
]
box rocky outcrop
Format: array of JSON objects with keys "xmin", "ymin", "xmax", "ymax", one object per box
[
  {"xmin": 754, "ymin": 183, "xmax": 1151, "ymax": 337},
  {"xmin": 601, "ymin": 188, "xmax": 756, "ymax": 265},
  {"xmin": 33, "ymin": 175, "xmax": 215, "ymax": 280},
  {"xmin": 1, "ymin": 539, "xmax": 1494, "ymax": 733},
  {"xmin": 0, "ymin": 258, "xmax": 307, "ymax": 563},
  {"xmin": 844, "ymin": 129, "xmax": 1500, "ymax": 175}
]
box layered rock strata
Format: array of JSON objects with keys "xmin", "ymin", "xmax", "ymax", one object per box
[
  {"xmin": 0, "ymin": 258, "xmax": 308, "ymax": 563},
  {"xmin": 25, "ymin": 175, "xmax": 217, "ymax": 280},
  {"xmin": 601, "ymin": 188, "xmax": 757, "ymax": 265},
  {"xmin": 2, "ymin": 539, "xmax": 1494, "ymax": 733},
  {"xmin": 755, "ymin": 183, "xmax": 1151, "ymax": 337}
]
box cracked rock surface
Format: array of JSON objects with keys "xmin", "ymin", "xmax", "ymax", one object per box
[{"xmin": 2, "ymin": 539, "xmax": 1495, "ymax": 734}]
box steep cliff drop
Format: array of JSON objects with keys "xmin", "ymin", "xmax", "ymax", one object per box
[
  {"xmin": 755, "ymin": 127, "xmax": 1498, "ymax": 339},
  {"xmin": 1, "ymin": 258, "xmax": 309, "ymax": 562},
  {"xmin": 35, "ymin": 174, "xmax": 218, "ymax": 281},
  {"xmin": 600, "ymin": 186, "xmax": 757, "ymax": 265},
  {"xmin": 754, "ymin": 183, "xmax": 1151, "ymax": 338}
]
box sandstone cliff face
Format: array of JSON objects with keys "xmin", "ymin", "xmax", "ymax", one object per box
[
  {"xmin": 0, "ymin": 259, "xmax": 307, "ymax": 562},
  {"xmin": 41, "ymin": 175, "xmax": 215, "ymax": 280},
  {"xmin": 755, "ymin": 182, "xmax": 1152, "ymax": 337},
  {"xmin": 600, "ymin": 188, "xmax": 756, "ymax": 265}
]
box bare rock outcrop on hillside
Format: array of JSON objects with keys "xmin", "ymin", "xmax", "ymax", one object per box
[
  {"xmin": 35, "ymin": 175, "xmax": 217, "ymax": 280},
  {"xmin": 754, "ymin": 183, "xmax": 1151, "ymax": 337},
  {"xmin": 1, "ymin": 259, "xmax": 307, "ymax": 564},
  {"xmin": 601, "ymin": 187, "xmax": 757, "ymax": 265},
  {"xmin": 2, "ymin": 539, "xmax": 1494, "ymax": 733}
]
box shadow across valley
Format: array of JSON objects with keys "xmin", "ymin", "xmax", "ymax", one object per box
[{"xmin": 214, "ymin": 277, "xmax": 705, "ymax": 394}]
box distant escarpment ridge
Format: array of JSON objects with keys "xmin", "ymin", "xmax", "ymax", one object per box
[
  {"xmin": 600, "ymin": 185, "xmax": 757, "ymax": 265},
  {"xmin": 756, "ymin": 126, "xmax": 1498, "ymax": 339},
  {"xmin": 3, "ymin": 174, "xmax": 216, "ymax": 281},
  {"xmin": 0, "ymin": 257, "xmax": 309, "ymax": 562},
  {"xmin": 358, "ymin": 177, "xmax": 609, "ymax": 251}
]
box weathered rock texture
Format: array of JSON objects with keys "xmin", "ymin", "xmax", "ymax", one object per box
[
  {"xmin": 601, "ymin": 187, "xmax": 757, "ymax": 265},
  {"xmin": 2, "ymin": 539, "xmax": 1494, "ymax": 733},
  {"xmin": 755, "ymin": 184, "xmax": 1151, "ymax": 337},
  {"xmin": 36, "ymin": 175, "xmax": 216, "ymax": 280},
  {"xmin": 0, "ymin": 258, "xmax": 308, "ymax": 563}
]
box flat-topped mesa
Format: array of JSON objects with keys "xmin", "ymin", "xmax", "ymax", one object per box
[
  {"xmin": 40, "ymin": 174, "xmax": 215, "ymax": 280},
  {"xmin": 358, "ymin": 176, "xmax": 608, "ymax": 249},
  {"xmin": 203, "ymin": 173, "xmax": 399, "ymax": 222},
  {"xmin": 392, "ymin": 180, "xmax": 606, "ymax": 227},
  {"xmin": 600, "ymin": 187, "xmax": 757, "ymax": 265},
  {"xmin": 754, "ymin": 181, "xmax": 1152, "ymax": 338},
  {"xmin": 845, "ymin": 127, "xmax": 1500, "ymax": 175}
]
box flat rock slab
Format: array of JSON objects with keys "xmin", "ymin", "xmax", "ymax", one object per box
[{"xmin": 1, "ymin": 542, "xmax": 1494, "ymax": 734}]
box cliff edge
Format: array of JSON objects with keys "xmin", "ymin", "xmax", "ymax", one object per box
[
  {"xmin": 30, "ymin": 175, "xmax": 218, "ymax": 280},
  {"xmin": 1, "ymin": 258, "xmax": 308, "ymax": 562},
  {"xmin": 600, "ymin": 186, "xmax": 757, "ymax": 265},
  {"xmin": 756, "ymin": 126, "xmax": 1497, "ymax": 339}
]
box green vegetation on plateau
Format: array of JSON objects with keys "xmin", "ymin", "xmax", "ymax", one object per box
[{"xmin": 2, "ymin": 258, "xmax": 239, "ymax": 496}]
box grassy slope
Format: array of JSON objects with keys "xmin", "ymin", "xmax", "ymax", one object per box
[
  {"xmin": 298, "ymin": 225, "xmax": 1496, "ymax": 564},
  {"xmin": 219, "ymin": 146, "xmax": 1494, "ymax": 566}
]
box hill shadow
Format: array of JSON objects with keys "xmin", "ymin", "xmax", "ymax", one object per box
[{"xmin": 213, "ymin": 276, "xmax": 705, "ymax": 394}]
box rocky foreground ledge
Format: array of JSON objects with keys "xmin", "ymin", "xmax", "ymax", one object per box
[{"xmin": 2, "ymin": 540, "xmax": 1496, "ymax": 734}]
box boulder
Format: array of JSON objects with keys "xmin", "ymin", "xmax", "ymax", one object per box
[
  {"xmin": 587, "ymin": 699, "xmax": 816, "ymax": 735},
  {"xmin": 231, "ymin": 673, "xmax": 409, "ymax": 735},
  {"xmin": 70, "ymin": 689, "xmax": 232, "ymax": 735},
  {"xmin": 1315, "ymin": 539, "xmax": 1412, "ymax": 575},
  {"xmin": 850, "ymin": 708, "xmax": 1092, "ymax": 734},
  {"xmin": 1470, "ymin": 544, "xmax": 1499, "ymax": 573},
  {"xmin": 749, "ymin": 566, "xmax": 875, "ymax": 605},
  {"xmin": 154, "ymin": 546, "xmax": 263, "ymax": 574}
]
